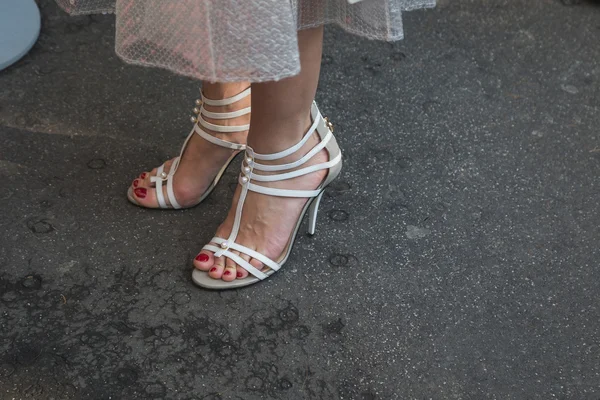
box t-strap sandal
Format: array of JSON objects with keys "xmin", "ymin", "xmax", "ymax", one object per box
[{"xmin": 192, "ymin": 101, "xmax": 342, "ymax": 289}]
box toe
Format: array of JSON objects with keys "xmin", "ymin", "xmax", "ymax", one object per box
[
  {"xmin": 236, "ymin": 253, "xmax": 251, "ymax": 279},
  {"xmin": 223, "ymin": 254, "xmax": 238, "ymax": 282},
  {"xmin": 131, "ymin": 182, "xmax": 161, "ymax": 208},
  {"xmin": 249, "ymin": 258, "xmax": 266, "ymax": 275},
  {"xmin": 208, "ymin": 256, "xmax": 225, "ymax": 279},
  {"xmin": 140, "ymin": 171, "xmax": 153, "ymax": 187},
  {"xmin": 193, "ymin": 250, "xmax": 213, "ymax": 271}
]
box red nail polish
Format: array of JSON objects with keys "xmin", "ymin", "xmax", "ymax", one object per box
[
  {"xmin": 196, "ymin": 254, "xmax": 209, "ymax": 262},
  {"xmin": 141, "ymin": 173, "xmax": 147, "ymax": 178},
  {"xmin": 134, "ymin": 188, "xmax": 147, "ymax": 198},
  {"xmin": 237, "ymin": 272, "xmax": 243, "ymax": 278},
  {"xmin": 210, "ymin": 267, "xmax": 217, "ymax": 272},
  {"xmin": 224, "ymin": 270, "xmax": 232, "ymax": 276},
  {"xmin": 133, "ymin": 179, "xmax": 139, "ymax": 187}
]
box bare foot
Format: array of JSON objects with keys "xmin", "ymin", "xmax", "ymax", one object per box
[
  {"xmin": 192, "ymin": 129, "xmax": 329, "ymax": 280},
  {"xmin": 129, "ymin": 87, "xmax": 250, "ymax": 208}
]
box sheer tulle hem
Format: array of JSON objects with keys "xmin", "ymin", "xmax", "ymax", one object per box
[{"xmin": 56, "ymin": 0, "xmax": 435, "ymax": 82}]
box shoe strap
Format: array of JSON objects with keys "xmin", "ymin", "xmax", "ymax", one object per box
[
  {"xmin": 207, "ymin": 236, "xmax": 282, "ymax": 272},
  {"xmin": 150, "ymin": 163, "xmax": 182, "ymax": 209},
  {"xmin": 193, "ymin": 124, "xmax": 246, "ymax": 150},
  {"xmin": 198, "ymin": 116, "xmax": 250, "ymax": 133},
  {"xmin": 241, "ymin": 102, "xmax": 341, "ymax": 196},
  {"xmin": 194, "ymin": 86, "xmax": 250, "ymax": 138},
  {"xmin": 200, "ymin": 106, "xmax": 251, "ymax": 120},
  {"xmin": 203, "ymin": 244, "xmax": 269, "ymax": 280}
]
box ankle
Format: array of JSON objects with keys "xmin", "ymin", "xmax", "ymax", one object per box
[
  {"xmin": 247, "ymin": 112, "xmax": 312, "ymax": 154},
  {"xmin": 201, "ymin": 81, "xmax": 250, "ymax": 100}
]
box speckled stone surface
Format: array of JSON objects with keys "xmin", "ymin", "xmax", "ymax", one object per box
[{"xmin": 1, "ymin": 0, "xmax": 600, "ymax": 399}]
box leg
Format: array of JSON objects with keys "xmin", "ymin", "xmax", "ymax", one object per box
[
  {"xmin": 194, "ymin": 27, "xmax": 329, "ymax": 281},
  {"xmin": 246, "ymin": 26, "xmax": 323, "ymax": 154},
  {"xmin": 130, "ymin": 81, "xmax": 250, "ymax": 208}
]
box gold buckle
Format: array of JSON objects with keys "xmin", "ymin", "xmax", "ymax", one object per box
[{"xmin": 323, "ymin": 117, "xmax": 334, "ymax": 132}]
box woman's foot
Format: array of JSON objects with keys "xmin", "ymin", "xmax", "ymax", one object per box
[
  {"xmin": 129, "ymin": 84, "xmax": 251, "ymax": 208},
  {"xmin": 192, "ymin": 123, "xmax": 329, "ymax": 281}
]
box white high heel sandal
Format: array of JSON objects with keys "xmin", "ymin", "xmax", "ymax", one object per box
[
  {"xmin": 192, "ymin": 101, "xmax": 342, "ymax": 289},
  {"xmin": 127, "ymin": 87, "xmax": 251, "ymax": 209}
]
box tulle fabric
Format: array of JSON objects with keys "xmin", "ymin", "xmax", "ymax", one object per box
[{"xmin": 56, "ymin": 0, "xmax": 435, "ymax": 82}]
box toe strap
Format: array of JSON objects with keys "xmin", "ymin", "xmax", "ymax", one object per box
[
  {"xmin": 210, "ymin": 237, "xmax": 281, "ymax": 272},
  {"xmin": 203, "ymin": 236, "xmax": 281, "ymax": 280},
  {"xmin": 203, "ymin": 244, "xmax": 269, "ymax": 280},
  {"xmin": 150, "ymin": 164, "xmax": 168, "ymax": 208},
  {"xmin": 149, "ymin": 162, "xmax": 182, "ymax": 209}
]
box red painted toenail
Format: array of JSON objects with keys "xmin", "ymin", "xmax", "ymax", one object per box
[
  {"xmin": 237, "ymin": 272, "xmax": 243, "ymax": 278},
  {"xmin": 210, "ymin": 267, "xmax": 217, "ymax": 272},
  {"xmin": 133, "ymin": 179, "xmax": 139, "ymax": 187},
  {"xmin": 196, "ymin": 254, "xmax": 209, "ymax": 262},
  {"xmin": 224, "ymin": 270, "xmax": 232, "ymax": 276},
  {"xmin": 141, "ymin": 173, "xmax": 147, "ymax": 178},
  {"xmin": 134, "ymin": 188, "xmax": 147, "ymax": 198}
]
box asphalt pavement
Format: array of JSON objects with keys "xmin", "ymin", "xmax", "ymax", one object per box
[{"xmin": 1, "ymin": 0, "xmax": 600, "ymax": 398}]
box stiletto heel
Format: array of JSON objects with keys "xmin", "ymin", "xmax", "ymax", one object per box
[
  {"xmin": 127, "ymin": 87, "xmax": 251, "ymax": 209},
  {"xmin": 192, "ymin": 101, "xmax": 342, "ymax": 289},
  {"xmin": 307, "ymin": 190, "xmax": 324, "ymax": 236}
]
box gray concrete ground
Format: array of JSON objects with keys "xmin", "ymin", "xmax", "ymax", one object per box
[{"xmin": 1, "ymin": 0, "xmax": 600, "ymax": 399}]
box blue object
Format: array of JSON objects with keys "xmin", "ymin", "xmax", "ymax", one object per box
[{"xmin": 0, "ymin": 0, "xmax": 41, "ymax": 71}]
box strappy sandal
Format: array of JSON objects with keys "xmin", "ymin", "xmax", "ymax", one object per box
[
  {"xmin": 192, "ymin": 101, "xmax": 342, "ymax": 289},
  {"xmin": 127, "ymin": 87, "xmax": 251, "ymax": 209}
]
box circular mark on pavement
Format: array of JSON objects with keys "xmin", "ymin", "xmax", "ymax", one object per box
[
  {"xmin": 278, "ymin": 378, "xmax": 293, "ymax": 390},
  {"xmin": 290, "ymin": 325, "xmax": 311, "ymax": 340},
  {"xmin": 245, "ymin": 376, "xmax": 264, "ymax": 391},
  {"xmin": 391, "ymin": 51, "xmax": 407, "ymax": 62},
  {"xmin": 27, "ymin": 218, "xmax": 54, "ymax": 234},
  {"xmin": 58, "ymin": 187, "xmax": 72, "ymax": 198},
  {"xmin": 0, "ymin": 362, "xmax": 15, "ymax": 377},
  {"xmin": 153, "ymin": 325, "xmax": 173, "ymax": 339},
  {"xmin": 59, "ymin": 384, "xmax": 78, "ymax": 399},
  {"xmin": 21, "ymin": 274, "xmax": 42, "ymax": 290},
  {"xmin": 170, "ymin": 291, "xmax": 191, "ymax": 305},
  {"xmin": 87, "ymin": 158, "xmax": 106, "ymax": 169},
  {"xmin": 115, "ymin": 367, "xmax": 138, "ymax": 385},
  {"xmin": 328, "ymin": 254, "xmax": 358, "ymax": 268},
  {"xmin": 80, "ymin": 331, "xmax": 107, "ymax": 348},
  {"xmin": 265, "ymin": 316, "xmax": 284, "ymax": 331},
  {"xmin": 21, "ymin": 384, "xmax": 44, "ymax": 396},
  {"xmin": 150, "ymin": 270, "xmax": 173, "ymax": 289},
  {"xmin": 38, "ymin": 290, "xmax": 64, "ymax": 309},
  {"xmin": 328, "ymin": 210, "xmax": 349, "ymax": 222},
  {"xmin": 1, "ymin": 291, "xmax": 17, "ymax": 302},
  {"xmin": 39, "ymin": 200, "xmax": 53, "ymax": 209},
  {"xmin": 145, "ymin": 382, "xmax": 166, "ymax": 398},
  {"xmin": 279, "ymin": 305, "xmax": 299, "ymax": 323},
  {"xmin": 0, "ymin": 189, "xmax": 13, "ymax": 201},
  {"xmin": 323, "ymin": 318, "xmax": 346, "ymax": 335}
]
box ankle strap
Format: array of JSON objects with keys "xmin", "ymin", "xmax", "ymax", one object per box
[
  {"xmin": 241, "ymin": 102, "xmax": 342, "ymax": 198},
  {"xmin": 193, "ymin": 86, "xmax": 251, "ymax": 143}
]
